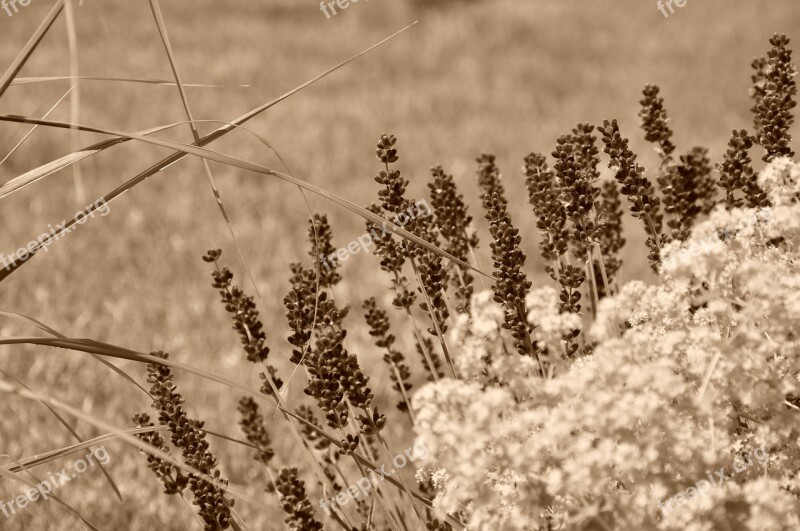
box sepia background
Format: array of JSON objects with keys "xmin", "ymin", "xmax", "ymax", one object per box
[{"xmin": 0, "ymin": 0, "xmax": 798, "ymax": 529}]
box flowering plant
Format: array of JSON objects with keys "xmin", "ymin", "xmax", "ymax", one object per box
[{"xmin": 411, "ymin": 158, "xmax": 800, "ymax": 530}]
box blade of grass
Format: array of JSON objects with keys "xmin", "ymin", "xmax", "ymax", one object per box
[
  {"xmin": 0, "ymin": 114, "xmax": 487, "ymax": 281},
  {"xmin": 5, "ymin": 425, "xmax": 259, "ymax": 473},
  {"xmin": 0, "ymin": 370, "xmax": 123, "ymax": 501},
  {"xmin": 0, "ymin": 310, "xmax": 64, "ymax": 337},
  {"xmin": 0, "ymin": 0, "xmax": 65, "ymax": 98},
  {"xmin": 63, "ymin": 0, "xmax": 84, "ymax": 201},
  {"xmin": 0, "ymin": 335, "xmax": 466, "ymax": 528},
  {"xmin": 0, "ymin": 310, "xmax": 151, "ymax": 396},
  {"xmin": 0, "ymin": 466, "xmax": 98, "ymax": 530},
  {"xmin": 0, "ymin": 120, "xmax": 190, "ymax": 196},
  {"xmin": 0, "ymin": 377, "xmax": 265, "ymax": 509},
  {"xmin": 4, "ymin": 426, "xmax": 165, "ymax": 471},
  {"xmin": 0, "ymin": 22, "xmax": 417, "ymax": 201},
  {"xmin": 1, "ymin": 117, "xmax": 268, "ymax": 196},
  {"xmin": 0, "ymin": 87, "xmax": 73, "ymax": 168},
  {"xmin": 148, "ymin": 0, "xmax": 263, "ymax": 308},
  {"xmin": 12, "ymin": 76, "xmax": 247, "ymax": 87},
  {"xmin": 0, "ymin": 23, "xmax": 427, "ymax": 297},
  {"xmin": 206, "ymin": 126, "xmax": 321, "ymax": 402}
]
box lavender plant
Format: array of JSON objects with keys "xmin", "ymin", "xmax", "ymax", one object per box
[
  {"xmin": 752, "ymin": 34, "xmax": 797, "ymax": 162},
  {"xmin": 110, "ymin": 30, "xmax": 800, "ymax": 531},
  {"xmin": 142, "ymin": 351, "xmax": 234, "ymax": 530}
]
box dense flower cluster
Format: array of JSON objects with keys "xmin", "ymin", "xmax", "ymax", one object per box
[
  {"xmin": 308, "ymin": 213, "xmax": 342, "ymax": 288},
  {"xmin": 411, "ymin": 159, "xmax": 800, "ymax": 530},
  {"xmin": 552, "ymin": 124, "xmax": 602, "ymax": 262},
  {"xmin": 640, "ymin": 84, "xmax": 677, "ymax": 161},
  {"xmin": 523, "ymin": 152, "xmax": 587, "ymax": 355},
  {"xmin": 597, "ymin": 179, "xmax": 625, "ymax": 288},
  {"xmin": 365, "ymin": 203, "xmax": 416, "ymax": 310},
  {"xmin": 145, "ymin": 351, "xmax": 234, "ymax": 530},
  {"xmin": 599, "ymin": 118, "xmax": 666, "ymax": 269},
  {"xmin": 482, "ymin": 190, "xmax": 538, "ymax": 363},
  {"xmin": 718, "ymin": 129, "xmax": 768, "ymax": 209},
  {"xmin": 132, "ymin": 412, "xmax": 189, "ymax": 495},
  {"xmin": 660, "ymin": 146, "xmax": 716, "ymax": 241},
  {"xmin": 523, "ymin": 151, "xmax": 569, "ymax": 278},
  {"xmin": 236, "ymin": 397, "xmax": 274, "ymax": 466},
  {"xmin": 476, "ymin": 153, "xmax": 506, "ymax": 203},
  {"xmin": 752, "ymin": 34, "xmax": 797, "ymax": 162},
  {"xmin": 363, "ymin": 297, "xmax": 413, "ymax": 413},
  {"xmin": 275, "ymin": 467, "xmax": 324, "ymax": 531},
  {"xmin": 428, "ymin": 165, "xmax": 477, "ymax": 314},
  {"xmin": 285, "ymin": 211, "xmax": 383, "ymax": 456},
  {"xmin": 370, "ymin": 134, "xmax": 453, "ymax": 379},
  {"xmin": 203, "ymin": 249, "xmax": 270, "ymax": 364}
]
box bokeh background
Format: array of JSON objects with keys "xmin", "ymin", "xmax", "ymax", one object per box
[{"xmin": 0, "ymin": 0, "xmax": 799, "ymax": 529}]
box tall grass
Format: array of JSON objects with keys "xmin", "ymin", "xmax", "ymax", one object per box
[{"xmin": 0, "ymin": 2, "xmax": 798, "ymax": 530}]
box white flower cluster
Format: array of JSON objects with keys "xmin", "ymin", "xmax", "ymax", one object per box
[{"xmin": 411, "ymin": 158, "xmax": 800, "ymax": 530}]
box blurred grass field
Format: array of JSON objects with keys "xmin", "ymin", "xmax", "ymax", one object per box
[{"xmin": 0, "ymin": 0, "xmax": 798, "ymax": 529}]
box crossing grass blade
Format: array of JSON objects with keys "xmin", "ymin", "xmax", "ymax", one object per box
[
  {"xmin": 0, "ymin": 22, "xmax": 417, "ymax": 202},
  {"xmin": 0, "ymin": 87, "xmax": 73, "ymax": 168},
  {"xmin": 11, "ymin": 76, "xmax": 248, "ymax": 87},
  {"xmin": 0, "ymin": 113, "xmax": 488, "ymax": 281},
  {"xmin": 0, "ymin": 120, "xmax": 190, "ymax": 197},
  {"xmin": 0, "ymin": 334, "xmax": 467, "ymax": 529},
  {"xmin": 148, "ymin": 0, "xmax": 264, "ymax": 306},
  {"xmin": 0, "ymin": 0, "xmax": 65, "ymax": 98},
  {"xmin": 0, "ymin": 310, "xmax": 151, "ymax": 396},
  {"xmin": 4, "ymin": 425, "xmax": 259, "ymax": 473},
  {"xmin": 0, "ymin": 377, "xmax": 270, "ymax": 511},
  {"xmin": 0, "ymin": 370, "xmax": 123, "ymax": 501},
  {"xmin": 0, "ymin": 466, "xmax": 99, "ymax": 530},
  {"xmin": 3, "ymin": 426, "xmax": 166, "ymax": 472}
]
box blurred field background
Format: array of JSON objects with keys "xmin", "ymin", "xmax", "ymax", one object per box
[{"xmin": 0, "ymin": 0, "xmax": 798, "ymax": 529}]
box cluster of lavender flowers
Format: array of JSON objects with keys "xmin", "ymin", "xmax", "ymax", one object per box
[
  {"xmin": 412, "ymin": 156, "xmax": 800, "ymax": 531},
  {"xmin": 126, "ymin": 33, "xmax": 799, "ymax": 531}
]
